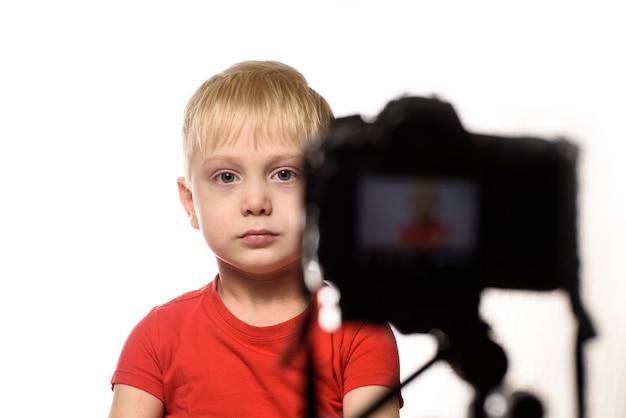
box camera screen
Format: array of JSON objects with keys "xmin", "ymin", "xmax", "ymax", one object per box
[{"xmin": 357, "ymin": 176, "xmax": 479, "ymax": 254}]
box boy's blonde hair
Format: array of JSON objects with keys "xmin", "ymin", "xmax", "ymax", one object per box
[{"xmin": 182, "ymin": 60, "xmax": 333, "ymax": 181}]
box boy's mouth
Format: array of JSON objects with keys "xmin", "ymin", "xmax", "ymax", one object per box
[{"xmin": 239, "ymin": 229, "xmax": 278, "ymax": 245}]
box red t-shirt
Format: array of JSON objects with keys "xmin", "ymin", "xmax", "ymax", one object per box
[
  {"xmin": 399, "ymin": 219, "xmax": 449, "ymax": 249},
  {"xmin": 111, "ymin": 277, "xmax": 401, "ymax": 417}
]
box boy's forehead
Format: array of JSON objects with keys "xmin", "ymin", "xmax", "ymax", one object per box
[
  {"xmin": 192, "ymin": 134, "xmax": 305, "ymax": 170},
  {"xmin": 208, "ymin": 122, "xmax": 307, "ymax": 153},
  {"xmin": 209, "ymin": 137, "xmax": 305, "ymax": 155}
]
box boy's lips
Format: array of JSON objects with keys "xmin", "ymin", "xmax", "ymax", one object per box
[{"xmin": 239, "ymin": 229, "xmax": 278, "ymax": 245}]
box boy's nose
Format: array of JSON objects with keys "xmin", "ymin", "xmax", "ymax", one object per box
[{"xmin": 242, "ymin": 182, "xmax": 272, "ymax": 216}]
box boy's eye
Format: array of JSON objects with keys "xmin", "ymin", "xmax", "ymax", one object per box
[
  {"xmin": 272, "ymin": 169, "xmax": 297, "ymax": 181},
  {"xmin": 216, "ymin": 172, "xmax": 238, "ymax": 183}
]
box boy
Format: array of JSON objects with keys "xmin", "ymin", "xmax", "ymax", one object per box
[{"xmin": 108, "ymin": 60, "xmax": 401, "ymax": 418}]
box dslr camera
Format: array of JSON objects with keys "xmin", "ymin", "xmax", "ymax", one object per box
[
  {"xmin": 304, "ymin": 95, "xmax": 580, "ymax": 333},
  {"xmin": 303, "ymin": 96, "xmax": 591, "ymax": 417}
]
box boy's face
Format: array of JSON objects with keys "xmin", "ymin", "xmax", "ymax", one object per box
[{"xmin": 179, "ymin": 124, "xmax": 306, "ymax": 276}]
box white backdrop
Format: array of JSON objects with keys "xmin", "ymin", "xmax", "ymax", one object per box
[{"xmin": 1, "ymin": 1, "xmax": 624, "ymax": 417}]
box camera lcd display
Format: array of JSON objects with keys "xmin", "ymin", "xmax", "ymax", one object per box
[{"xmin": 357, "ymin": 176, "xmax": 479, "ymax": 254}]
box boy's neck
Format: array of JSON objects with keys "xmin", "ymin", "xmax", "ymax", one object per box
[{"xmin": 215, "ymin": 260, "xmax": 311, "ymax": 327}]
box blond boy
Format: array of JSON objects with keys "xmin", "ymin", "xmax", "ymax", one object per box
[{"xmin": 109, "ymin": 61, "xmax": 401, "ymax": 418}]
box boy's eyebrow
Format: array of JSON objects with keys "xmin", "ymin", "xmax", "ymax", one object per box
[{"xmin": 200, "ymin": 152, "xmax": 305, "ymax": 166}]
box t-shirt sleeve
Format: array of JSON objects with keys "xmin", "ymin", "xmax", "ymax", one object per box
[
  {"xmin": 342, "ymin": 321, "xmax": 402, "ymax": 398},
  {"xmin": 111, "ymin": 308, "xmax": 165, "ymax": 403}
]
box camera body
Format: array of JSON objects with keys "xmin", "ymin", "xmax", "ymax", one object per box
[{"xmin": 304, "ymin": 96, "xmax": 580, "ymax": 334}]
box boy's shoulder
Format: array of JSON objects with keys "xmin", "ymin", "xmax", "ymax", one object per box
[{"xmin": 151, "ymin": 277, "xmax": 217, "ymax": 315}]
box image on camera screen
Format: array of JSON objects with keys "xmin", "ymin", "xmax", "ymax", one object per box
[{"xmin": 357, "ymin": 176, "xmax": 479, "ymax": 254}]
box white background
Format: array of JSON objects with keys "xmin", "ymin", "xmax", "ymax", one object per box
[{"xmin": 1, "ymin": 1, "xmax": 624, "ymax": 417}]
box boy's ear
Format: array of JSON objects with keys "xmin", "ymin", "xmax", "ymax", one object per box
[{"xmin": 177, "ymin": 177, "xmax": 199, "ymax": 229}]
